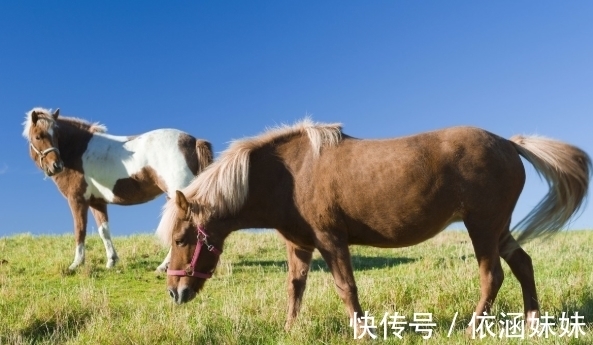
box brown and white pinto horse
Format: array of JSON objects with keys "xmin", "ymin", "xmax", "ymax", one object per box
[
  {"xmin": 23, "ymin": 107, "xmax": 212, "ymax": 271},
  {"xmin": 158, "ymin": 118, "xmax": 590, "ymax": 331}
]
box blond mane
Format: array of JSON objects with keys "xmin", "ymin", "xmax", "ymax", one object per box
[
  {"xmin": 156, "ymin": 117, "xmax": 342, "ymax": 245},
  {"xmin": 22, "ymin": 107, "xmax": 107, "ymax": 139}
]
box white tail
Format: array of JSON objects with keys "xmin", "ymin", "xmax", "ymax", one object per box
[{"xmin": 510, "ymin": 135, "xmax": 591, "ymax": 243}]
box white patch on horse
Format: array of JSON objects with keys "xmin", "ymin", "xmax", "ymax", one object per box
[
  {"xmin": 69, "ymin": 243, "xmax": 85, "ymax": 270},
  {"xmin": 82, "ymin": 129, "xmax": 195, "ymax": 202},
  {"xmin": 156, "ymin": 247, "xmax": 172, "ymax": 273},
  {"xmin": 98, "ymin": 222, "xmax": 119, "ymax": 268}
]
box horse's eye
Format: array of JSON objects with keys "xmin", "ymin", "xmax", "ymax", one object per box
[
  {"xmin": 35, "ymin": 136, "xmax": 40, "ymax": 140},
  {"xmin": 175, "ymin": 239, "xmax": 184, "ymax": 247}
]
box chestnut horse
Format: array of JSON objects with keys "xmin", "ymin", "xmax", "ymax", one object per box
[
  {"xmin": 22, "ymin": 107, "xmax": 212, "ymax": 271},
  {"xmin": 157, "ymin": 119, "xmax": 590, "ymax": 330}
]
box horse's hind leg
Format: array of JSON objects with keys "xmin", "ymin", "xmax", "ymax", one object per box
[
  {"xmin": 499, "ymin": 231, "xmax": 540, "ymax": 323},
  {"xmin": 284, "ymin": 240, "xmax": 313, "ymax": 331},
  {"xmin": 465, "ymin": 218, "xmax": 506, "ymax": 318},
  {"xmin": 90, "ymin": 204, "xmax": 119, "ymax": 268},
  {"xmin": 68, "ymin": 198, "xmax": 89, "ymax": 270}
]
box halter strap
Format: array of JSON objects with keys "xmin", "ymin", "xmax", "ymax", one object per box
[
  {"xmin": 167, "ymin": 226, "xmax": 222, "ymax": 278},
  {"xmin": 30, "ymin": 142, "xmax": 60, "ymax": 166}
]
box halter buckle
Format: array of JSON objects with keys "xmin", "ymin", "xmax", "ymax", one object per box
[{"xmin": 185, "ymin": 266, "xmax": 195, "ymax": 276}]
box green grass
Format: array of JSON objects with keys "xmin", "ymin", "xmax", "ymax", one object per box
[{"xmin": 1, "ymin": 230, "xmax": 592, "ymax": 344}]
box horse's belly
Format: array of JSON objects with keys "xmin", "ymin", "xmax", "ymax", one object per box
[
  {"xmin": 346, "ymin": 212, "xmax": 462, "ymax": 248},
  {"xmin": 83, "ymin": 178, "xmax": 116, "ymax": 202},
  {"xmin": 83, "ymin": 174, "xmax": 162, "ymax": 205},
  {"xmin": 347, "ymin": 228, "xmax": 439, "ymax": 248}
]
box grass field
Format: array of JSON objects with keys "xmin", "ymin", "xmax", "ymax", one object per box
[{"xmin": 1, "ymin": 230, "xmax": 592, "ymax": 344}]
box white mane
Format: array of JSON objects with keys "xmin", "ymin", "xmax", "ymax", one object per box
[
  {"xmin": 22, "ymin": 107, "xmax": 55, "ymax": 138},
  {"xmin": 155, "ymin": 117, "xmax": 342, "ymax": 245},
  {"xmin": 69, "ymin": 117, "xmax": 108, "ymax": 133},
  {"xmin": 22, "ymin": 107, "xmax": 108, "ymax": 139}
]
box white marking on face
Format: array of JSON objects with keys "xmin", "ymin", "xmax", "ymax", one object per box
[{"xmin": 81, "ymin": 129, "xmax": 196, "ymax": 202}]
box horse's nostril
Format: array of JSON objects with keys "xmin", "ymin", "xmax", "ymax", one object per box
[
  {"xmin": 53, "ymin": 162, "xmax": 64, "ymax": 171},
  {"xmin": 168, "ymin": 288, "xmax": 178, "ymax": 301}
]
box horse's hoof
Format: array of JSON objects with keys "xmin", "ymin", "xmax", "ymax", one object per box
[
  {"xmin": 155, "ymin": 261, "xmax": 169, "ymax": 273},
  {"xmin": 106, "ymin": 256, "xmax": 119, "ymax": 269},
  {"xmin": 68, "ymin": 258, "xmax": 84, "ymax": 270}
]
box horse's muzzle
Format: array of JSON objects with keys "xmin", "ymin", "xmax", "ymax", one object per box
[
  {"xmin": 168, "ymin": 286, "xmax": 195, "ymax": 304},
  {"xmin": 46, "ymin": 161, "xmax": 64, "ymax": 176}
]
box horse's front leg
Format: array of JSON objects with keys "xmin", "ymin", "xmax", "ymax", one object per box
[
  {"xmin": 90, "ymin": 203, "xmax": 119, "ymax": 268},
  {"xmin": 155, "ymin": 195, "xmax": 173, "ymax": 272},
  {"xmin": 68, "ymin": 198, "xmax": 89, "ymax": 270},
  {"xmin": 315, "ymin": 233, "xmax": 365, "ymax": 333},
  {"xmin": 284, "ymin": 241, "xmax": 313, "ymax": 331}
]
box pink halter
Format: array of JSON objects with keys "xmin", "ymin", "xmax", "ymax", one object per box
[{"xmin": 167, "ymin": 226, "xmax": 222, "ymax": 278}]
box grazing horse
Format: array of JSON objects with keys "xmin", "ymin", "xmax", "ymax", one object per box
[
  {"xmin": 22, "ymin": 107, "xmax": 213, "ymax": 271},
  {"xmin": 157, "ymin": 118, "xmax": 590, "ymax": 331}
]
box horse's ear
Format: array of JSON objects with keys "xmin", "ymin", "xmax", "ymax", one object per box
[
  {"xmin": 175, "ymin": 190, "xmax": 189, "ymax": 215},
  {"xmin": 52, "ymin": 108, "xmax": 60, "ymax": 119},
  {"xmin": 31, "ymin": 110, "xmax": 39, "ymax": 124}
]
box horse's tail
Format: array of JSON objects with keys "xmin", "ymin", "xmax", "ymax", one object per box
[
  {"xmin": 510, "ymin": 135, "xmax": 591, "ymax": 243},
  {"xmin": 195, "ymin": 139, "xmax": 213, "ymax": 175}
]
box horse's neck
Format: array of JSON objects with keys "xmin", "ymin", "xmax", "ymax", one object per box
[
  {"xmin": 56, "ymin": 122, "xmax": 94, "ymax": 163},
  {"xmin": 204, "ymin": 217, "xmax": 239, "ymax": 245}
]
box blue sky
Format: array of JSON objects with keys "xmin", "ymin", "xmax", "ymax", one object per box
[{"xmin": 1, "ymin": 2, "xmax": 591, "ymax": 237}]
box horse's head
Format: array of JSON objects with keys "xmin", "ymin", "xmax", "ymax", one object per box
[
  {"xmin": 23, "ymin": 108, "xmax": 64, "ymax": 176},
  {"xmin": 166, "ymin": 190, "xmax": 222, "ymax": 304}
]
